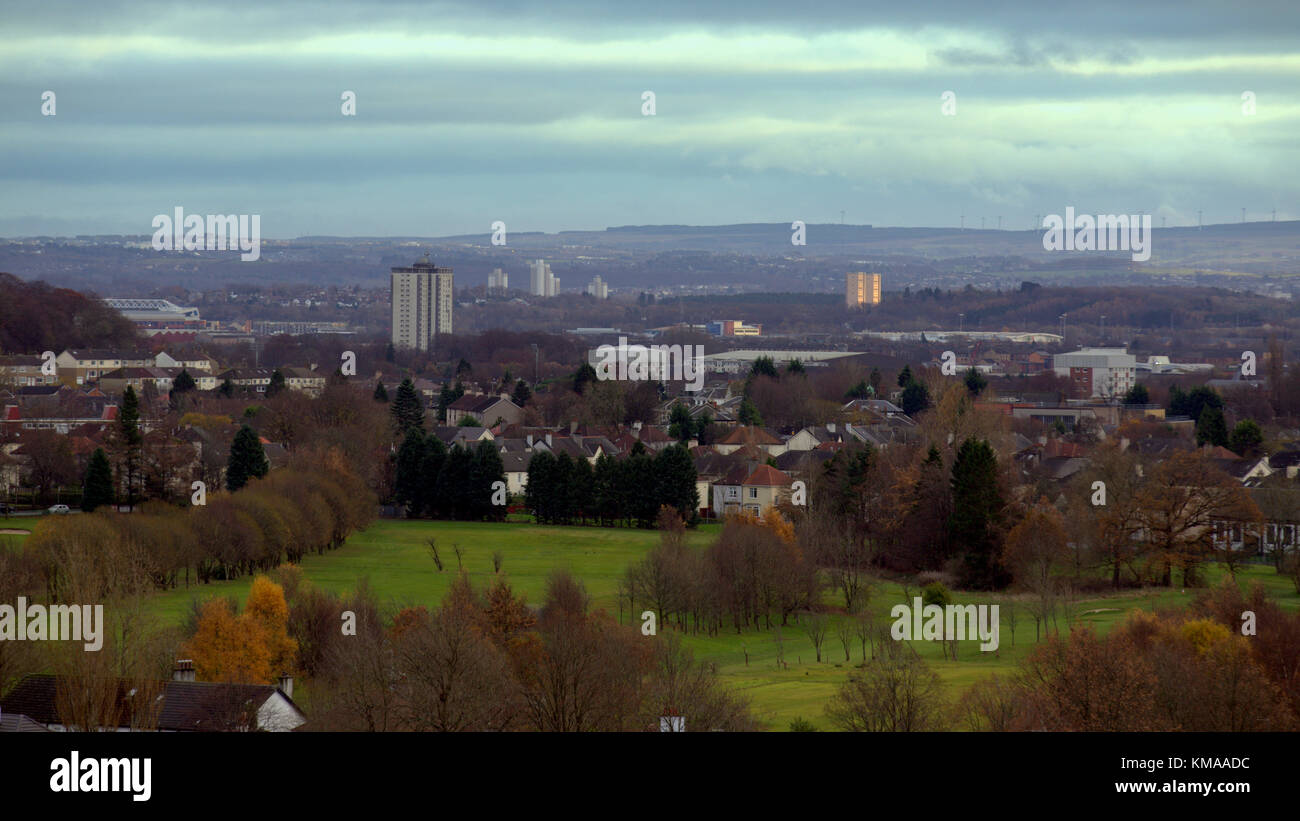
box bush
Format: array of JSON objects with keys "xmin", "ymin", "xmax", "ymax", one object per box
[
  {"xmin": 921, "ymin": 581, "xmax": 951, "ymax": 608},
  {"xmin": 788, "ymin": 717, "xmax": 818, "ymax": 732}
]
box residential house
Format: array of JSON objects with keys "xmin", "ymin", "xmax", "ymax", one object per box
[
  {"xmin": 55, "ymin": 349, "xmax": 155, "ymax": 385},
  {"xmin": 98, "ymin": 366, "xmax": 181, "ymax": 395},
  {"xmin": 154, "ymin": 352, "xmax": 219, "ymax": 373},
  {"xmin": 431, "ymin": 425, "xmax": 495, "ymax": 449},
  {"xmin": 711, "ymin": 463, "xmax": 794, "ymax": 516},
  {"xmin": 445, "ymin": 393, "xmax": 523, "ymax": 427},
  {"xmin": 713, "ymin": 426, "xmax": 786, "ymax": 457},
  {"xmin": 0, "ymin": 663, "xmax": 306, "ymax": 732},
  {"xmin": 217, "ymin": 368, "xmax": 275, "ymax": 394},
  {"xmin": 282, "ymin": 367, "xmax": 327, "ymax": 396},
  {"xmin": 0, "ymin": 355, "xmax": 57, "ymax": 388}
]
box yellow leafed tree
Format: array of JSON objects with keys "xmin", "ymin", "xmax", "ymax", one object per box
[{"xmin": 185, "ymin": 576, "xmax": 298, "ymax": 684}]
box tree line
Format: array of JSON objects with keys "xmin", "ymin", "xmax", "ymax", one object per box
[
  {"xmin": 25, "ymin": 454, "xmax": 375, "ymax": 597},
  {"xmin": 525, "ymin": 443, "xmax": 698, "ymax": 528},
  {"xmin": 281, "ymin": 566, "xmax": 756, "ymax": 731},
  {"xmin": 392, "ymin": 429, "xmax": 507, "ymax": 521}
]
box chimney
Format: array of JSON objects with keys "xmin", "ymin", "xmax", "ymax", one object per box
[
  {"xmin": 173, "ymin": 659, "xmax": 195, "ymax": 682},
  {"xmin": 278, "ymin": 673, "xmax": 294, "ymax": 700}
]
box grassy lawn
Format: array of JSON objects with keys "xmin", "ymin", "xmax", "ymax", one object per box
[
  {"xmin": 145, "ymin": 519, "xmax": 718, "ymax": 624},
  {"xmin": 55, "ymin": 519, "xmax": 1300, "ymax": 730}
]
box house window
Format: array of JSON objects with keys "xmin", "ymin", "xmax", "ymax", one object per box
[{"xmin": 748, "ymin": 488, "xmax": 758, "ymax": 499}]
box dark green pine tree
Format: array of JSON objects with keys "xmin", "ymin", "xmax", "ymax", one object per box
[
  {"xmin": 438, "ymin": 444, "xmax": 475, "ymax": 520},
  {"xmin": 592, "ymin": 452, "xmax": 619, "ymax": 527},
  {"xmin": 419, "ymin": 435, "xmax": 448, "ymax": 518},
  {"xmin": 572, "ymin": 363, "xmax": 597, "ymax": 396},
  {"xmin": 525, "ymin": 450, "xmax": 557, "ymax": 524},
  {"xmin": 749, "ymin": 356, "xmax": 779, "ymax": 380},
  {"xmin": 568, "ymin": 456, "xmax": 593, "ymax": 525},
  {"xmin": 118, "ymin": 385, "xmax": 143, "ymax": 510},
  {"xmin": 266, "ymin": 369, "xmax": 287, "ymax": 398},
  {"xmin": 391, "ymin": 377, "xmax": 425, "ymax": 433},
  {"xmin": 1172, "ymin": 385, "xmax": 1222, "ymax": 423},
  {"xmin": 169, "ymin": 368, "xmax": 198, "ymax": 411},
  {"xmin": 694, "ymin": 410, "xmax": 714, "ymax": 446},
  {"xmin": 385, "ymin": 342, "xmax": 396, "ymax": 363},
  {"xmin": 898, "ymin": 365, "xmax": 914, "ymax": 388},
  {"xmin": 511, "ymin": 379, "xmax": 532, "ymax": 406},
  {"xmin": 738, "ymin": 398, "xmax": 763, "ymax": 427},
  {"xmin": 218, "ymin": 377, "xmax": 234, "ymax": 397},
  {"xmin": 81, "ymin": 448, "xmax": 115, "ymax": 512},
  {"xmin": 1228, "ymin": 419, "xmax": 1263, "ymax": 456},
  {"xmin": 373, "ymin": 380, "xmax": 389, "ymax": 402},
  {"xmin": 394, "ymin": 428, "xmax": 427, "ymax": 515},
  {"xmin": 653, "ymin": 443, "xmax": 699, "ymax": 523},
  {"xmin": 173, "ymin": 369, "xmax": 197, "ymax": 394},
  {"xmin": 472, "ymin": 439, "xmax": 507, "ymax": 522},
  {"xmin": 668, "ymin": 402, "xmax": 694, "ymax": 443},
  {"xmin": 625, "ymin": 447, "xmax": 658, "ymax": 528},
  {"xmin": 552, "ymin": 452, "xmax": 576, "ymax": 525},
  {"xmin": 900, "ymin": 381, "xmax": 930, "ymax": 415},
  {"xmin": 963, "ymin": 367, "xmax": 988, "ymax": 397},
  {"xmin": 948, "ymin": 438, "xmax": 1008, "ymax": 590},
  {"xmin": 1195, "ymin": 405, "xmax": 1229, "ymax": 447},
  {"xmin": 1123, "ymin": 383, "xmax": 1150, "ymax": 405},
  {"xmin": 226, "ymin": 424, "xmax": 269, "ymax": 491}
]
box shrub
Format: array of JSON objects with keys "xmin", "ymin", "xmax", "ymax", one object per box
[{"xmin": 921, "ymin": 581, "xmax": 951, "ymax": 608}]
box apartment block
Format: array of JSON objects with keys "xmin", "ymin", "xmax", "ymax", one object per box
[
  {"xmin": 391, "ymin": 255, "xmax": 454, "ymax": 351},
  {"xmin": 846, "ymin": 272, "xmax": 882, "ymax": 307}
]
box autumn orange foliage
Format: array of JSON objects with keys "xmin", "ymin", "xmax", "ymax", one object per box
[{"xmin": 184, "ymin": 575, "xmax": 299, "ymax": 685}]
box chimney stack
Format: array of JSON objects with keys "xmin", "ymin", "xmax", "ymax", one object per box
[
  {"xmin": 173, "ymin": 659, "xmax": 195, "ymax": 682},
  {"xmin": 278, "ymin": 673, "xmax": 293, "ymax": 700}
]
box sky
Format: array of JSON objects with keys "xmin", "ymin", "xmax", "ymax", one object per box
[{"xmin": 1, "ymin": 0, "xmax": 1297, "ymax": 237}]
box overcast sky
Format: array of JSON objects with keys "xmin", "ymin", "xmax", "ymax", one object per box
[{"xmin": 1, "ymin": 0, "xmax": 1296, "ymax": 237}]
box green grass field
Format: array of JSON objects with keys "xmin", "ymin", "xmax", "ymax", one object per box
[{"xmin": 124, "ymin": 518, "xmax": 1300, "ymax": 730}]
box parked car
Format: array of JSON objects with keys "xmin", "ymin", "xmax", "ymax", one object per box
[{"xmin": 47, "ymin": 504, "xmax": 70, "ymax": 514}]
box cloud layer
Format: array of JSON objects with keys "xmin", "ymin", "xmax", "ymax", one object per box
[{"xmin": 1, "ymin": 1, "xmax": 1296, "ymax": 237}]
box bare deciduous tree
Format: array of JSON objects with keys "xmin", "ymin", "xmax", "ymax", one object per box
[
  {"xmin": 825, "ymin": 642, "xmax": 946, "ymax": 731},
  {"xmin": 801, "ymin": 612, "xmax": 829, "ymax": 663}
]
